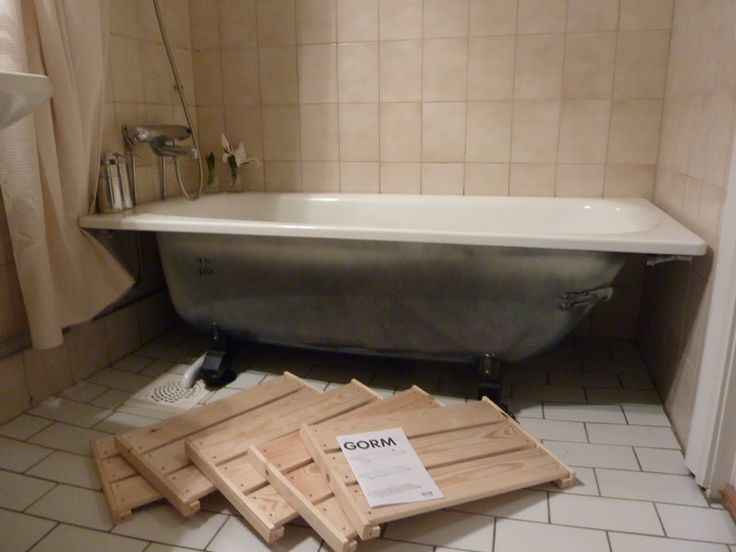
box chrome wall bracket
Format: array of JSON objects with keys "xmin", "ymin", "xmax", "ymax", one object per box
[{"xmin": 646, "ymin": 254, "xmax": 693, "ymax": 266}]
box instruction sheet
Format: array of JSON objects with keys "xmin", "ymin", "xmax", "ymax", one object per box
[{"xmin": 337, "ymin": 427, "xmax": 444, "ymax": 507}]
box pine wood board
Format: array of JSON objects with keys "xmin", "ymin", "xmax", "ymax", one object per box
[
  {"xmin": 301, "ymin": 397, "xmax": 576, "ymax": 540},
  {"xmin": 114, "ymin": 372, "xmax": 327, "ymax": 516},
  {"xmin": 723, "ymin": 485, "xmax": 736, "ymax": 522},
  {"xmin": 246, "ymin": 387, "xmax": 442, "ymax": 552},
  {"xmin": 90, "ymin": 436, "xmax": 160, "ymax": 523}
]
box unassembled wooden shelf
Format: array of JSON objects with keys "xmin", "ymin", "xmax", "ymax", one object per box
[
  {"xmin": 114, "ymin": 373, "xmax": 379, "ymax": 516},
  {"xmin": 197, "ymin": 386, "xmax": 440, "ymax": 552},
  {"xmin": 300, "ymin": 397, "xmax": 576, "ymax": 543}
]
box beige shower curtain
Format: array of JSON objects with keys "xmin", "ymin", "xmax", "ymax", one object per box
[{"xmin": 0, "ymin": 0, "xmax": 133, "ymax": 349}]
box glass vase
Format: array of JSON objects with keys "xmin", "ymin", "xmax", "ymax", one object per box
[{"xmin": 225, "ymin": 166, "xmax": 245, "ymax": 193}]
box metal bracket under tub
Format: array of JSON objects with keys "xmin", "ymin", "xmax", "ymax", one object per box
[{"xmin": 646, "ymin": 254, "xmax": 693, "ymax": 266}]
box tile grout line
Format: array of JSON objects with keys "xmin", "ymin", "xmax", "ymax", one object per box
[{"xmin": 23, "ymin": 520, "xmax": 59, "ymax": 552}]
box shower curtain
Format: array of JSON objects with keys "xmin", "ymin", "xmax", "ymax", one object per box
[{"xmin": 0, "ymin": 0, "xmax": 133, "ymax": 349}]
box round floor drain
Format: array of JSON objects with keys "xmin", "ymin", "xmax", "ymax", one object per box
[{"xmin": 149, "ymin": 380, "xmax": 205, "ymax": 404}]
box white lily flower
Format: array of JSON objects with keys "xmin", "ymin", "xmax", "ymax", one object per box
[
  {"xmin": 221, "ymin": 133, "xmax": 231, "ymax": 151},
  {"xmin": 234, "ymin": 143, "xmax": 248, "ymax": 166}
]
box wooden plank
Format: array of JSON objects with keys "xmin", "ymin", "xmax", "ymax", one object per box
[
  {"xmin": 248, "ymin": 387, "xmax": 441, "ymax": 550},
  {"xmin": 301, "ymin": 398, "xmax": 576, "ymax": 541},
  {"xmin": 115, "ymin": 373, "xmax": 323, "ymax": 516},
  {"xmin": 723, "ymin": 485, "xmax": 736, "ymax": 522}
]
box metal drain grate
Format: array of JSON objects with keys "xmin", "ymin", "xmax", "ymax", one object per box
[
  {"xmin": 149, "ymin": 379, "xmax": 205, "ymax": 404},
  {"xmin": 121, "ymin": 373, "xmax": 213, "ymax": 419}
]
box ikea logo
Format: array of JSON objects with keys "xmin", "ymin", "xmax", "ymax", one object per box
[{"xmin": 342, "ymin": 437, "xmax": 397, "ymax": 450}]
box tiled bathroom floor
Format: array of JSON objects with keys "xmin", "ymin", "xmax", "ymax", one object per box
[{"xmin": 2, "ymin": 326, "xmax": 736, "ymax": 552}]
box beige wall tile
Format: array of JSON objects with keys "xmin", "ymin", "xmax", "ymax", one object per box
[
  {"xmin": 380, "ymin": 163, "xmax": 421, "ymax": 193},
  {"xmin": 567, "ymin": 0, "xmax": 619, "ymax": 31},
  {"xmin": 423, "ymin": 39, "xmax": 468, "ymax": 101},
  {"xmin": 298, "ymin": 44, "xmax": 338, "ymax": 103},
  {"xmin": 297, "ymin": 0, "xmax": 337, "ymax": 44},
  {"xmin": 704, "ymin": 89, "xmax": 736, "ymax": 187},
  {"xmin": 379, "ymin": 0, "xmax": 422, "ymax": 40},
  {"xmin": 608, "ymin": 99, "xmax": 662, "ymax": 163},
  {"xmin": 67, "ymin": 319, "xmax": 111, "ymax": 382},
  {"xmin": 339, "ymin": 103, "xmax": 379, "ymax": 161},
  {"xmin": 469, "ymin": 0, "xmax": 518, "ymax": 36},
  {"xmin": 0, "ymin": 266, "xmax": 19, "ymax": 340},
  {"xmin": 422, "ymin": 102, "xmax": 467, "ymax": 162},
  {"xmin": 380, "ymin": 41, "xmax": 422, "ymax": 102},
  {"xmin": 464, "ymin": 163, "xmax": 510, "ymax": 195},
  {"xmin": 338, "ymin": 43, "xmax": 379, "ymax": 103},
  {"xmin": 109, "ymin": 36, "xmax": 144, "ymax": 103},
  {"xmin": 341, "ymin": 162, "xmax": 380, "ymax": 192},
  {"xmin": 225, "ymin": 106, "xmax": 264, "ymax": 158},
  {"xmin": 257, "ymin": 0, "xmax": 297, "ymax": 45},
  {"xmin": 468, "ymin": 36, "xmax": 515, "ymax": 101},
  {"xmin": 265, "ymin": 161, "xmax": 303, "ymax": 191},
  {"xmin": 620, "ymin": 0, "xmax": 673, "ymax": 30},
  {"xmin": 0, "ymin": 354, "xmax": 29, "ymax": 423},
  {"xmin": 424, "ymin": 0, "xmax": 469, "ymax": 38},
  {"xmin": 23, "ymin": 346, "xmax": 72, "ymax": 405},
  {"xmin": 511, "ymin": 100, "xmax": 561, "ymax": 162},
  {"xmin": 614, "ymin": 30, "xmax": 670, "ymax": 99},
  {"xmin": 517, "ymin": 0, "xmax": 568, "ymax": 33},
  {"xmin": 380, "ymin": 103, "xmax": 421, "ymax": 162},
  {"xmin": 135, "ymin": 292, "xmax": 179, "ymax": 344},
  {"xmin": 465, "ymin": 101, "xmax": 513, "ymax": 162},
  {"xmin": 196, "ymin": 106, "xmax": 226, "ymax": 157},
  {"xmin": 219, "ymin": 0, "xmax": 258, "ymax": 48},
  {"xmin": 262, "ymin": 106, "xmax": 301, "ymax": 160},
  {"xmin": 110, "ymin": 0, "xmax": 139, "ymax": 38},
  {"xmin": 300, "ymin": 104, "xmax": 339, "ymax": 160},
  {"xmin": 558, "ymin": 100, "xmax": 610, "ymax": 163},
  {"xmin": 190, "ymin": 0, "xmax": 218, "ymax": 49},
  {"xmin": 556, "ymin": 164, "xmax": 605, "ymax": 196},
  {"xmin": 563, "ymin": 32, "xmax": 617, "ymax": 99},
  {"xmin": 137, "ymin": 0, "xmax": 162, "ymax": 42},
  {"xmin": 302, "ymin": 162, "xmax": 340, "ymax": 191},
  {"xmin": 221, "ymin": 49, "xmax": 260, "ymax": 106},
  {"xmin": 510, "ymin": 163, "xmax": 556, "ymax": 196},
  {"xmin": 193, "ymin": 50, "xmax": 223, "ymax": 106},
  {"xmin": 337, "ymin": 0, "xmax": 378, "ymax": 42},
  {"xmin": 605, "ymin": 164, "xmax": 655, "ymax": 198},
  {"xmin": 103, "ymin": 304, "xmax": 141, "ymax": 363},
  {"xmin": 259, "ymin": 47, "xmax": 299, "ymax": 104},
  {"xmin": 158, "ymin": 0, "xmax": 191, "ymax": 49},
  {"xmin": 421, "ymin": 163, "xmax": 465, "ymax": 194},
  {"xmin": 141, "ymin": 42, "xmax": 175, "ymax": 104},
  {"xmin": 514, "ymin": 34, "xmax": 565, "ymax": 100}
]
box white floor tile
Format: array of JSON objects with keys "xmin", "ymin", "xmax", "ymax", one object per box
[
  {"xmin": 146, "ymin": 545, "xmax": 203, "ymax": 552},
  {"xmin": 27, "ymin": 451, "xmax": 101, "ymax": 490},
  {"xmin": 609, "ymin": 532, "xmax": 731, "ymax": 552},
  {"xmin": 113, "ymin": 355, "xmax": 154, "ymax": 373},
  {"xmin": 494, "ymin": 518, "xmax": 609, "ymax": 552},
  {"xmin": 88, "ymin": 368, "xmax": 154, "ymax": 393},
  {"xmin": 29, "ymin": 398, "xmax": 112, "ymax": 428},
  {"xmin": 0, "ymin": 415, "xmax": 52, "ymax": 441},
  {"xmin": 0, "ymin": 470, "xmax": 55, "ymax": 511},
  {"xmin": 549, "ymin": 371, "xmax": 620, "ymax": 388},
  {"xmin": 549, "ymin": 493, "xmax": 663, "ymax": 535},
  {"xmin": 505, "ymin": 399, "xmax": 543, "ymax": 419},
  {"xmin": 94, "ymin": 412, "xmax": 159, "ymax": 433},
  {"xmin": 112, "ymin": 503, "xmax": 227, "ymax": 549},
  {"xmin": 204, "ymin": 388, "xmax": 242, "ymax": 404},
  {"xmin": 90, "ymin": 389, "xmax": 131, "ymax": 409},
  {"xmin": 543, "ymin": 403, "xmax": 626, "ymax": 423},
  {"xmin": 583, "ymin": 358, "xmax": 644, "ymax": 373},
  {"xmin": 226, "ymin": 371, "xmax": 266, "ymax": 389},
  {"xmin": 512, "ymin": 384, "xmax": 586, "ymax": 403},
  {"xmin": 452, "ymin": 489, "xmax": 548, "ymax": 522},
  {"xmin": 657, "ymin": 504, "xmax": 736, "ymax": 544},
  {"xmin": 31, "ymin": 523, "xmax": 147, "ymax": 552},
  {"xmin": 643, "ymin": 444, "xmax": 686, "ymax": 469},
  {"xmin": 619, "ymin": 371, "xmax": 655, "ymax": 389},
  {"xmin": 350, "ymin": 539, "xmax": 433, "ymax": 552},
  {"xmin": 29, "ymin": 423, "xmax": 109, "ymax": 457},
  {"xmin": 623, "ymin": 404, "xmax": 671, "ymax": 426},
  {"xmin": 27, "ymin": 484, "xmax": 113, "ymax": 530},
  {"xmin": 517, "ymin": 418, "xmax": 587, "ymax": 443},
  {"xmin": 587, "ymin": 423, "xmax": 679, "ymax": 448},
  {"xmin": 140, "ymin": 359, "xmax": 177, "ymax": 378},
  {"xmin": 536, "ymin": 466, "xmax": 599, "ymax": 496},
  {"xmin": 60, "ymin": 381, "xmax": 107, "ymax": 403},
  {"xmin": 544, "ymin": 441, "xmax": 639, "ymax": 470},
  {"xmin": 0, "ymin": 436, "xmax": 53, "ymax": 472},
  {"xmin": 504, "ymin": 366, "xmax": 548, "ymax": 384},
  {"xmin": 0, "ymin": 508, "xmax": 55, "ymax": 551},
  {"xmin": 596, "ymin": 468, "xmax": 707, "ymax": 506},
  {"xmin": 207, "ymin": 516, "xmax": 320, "ymax": 552},
  {"xmin": 383, "ymin": 510, "xmax": 494, "ymax": 551}
]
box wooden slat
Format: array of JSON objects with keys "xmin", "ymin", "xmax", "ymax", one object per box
[
  {"xmin": 115, "ymin": 373, "xmax": 322, "ymax": 516},
  {"xmin": 301, "ymin": 398, "xmax": 576, "ymax": 541},
  {"xmin": 248, "ymin": 387, "xmax": 441, "ymax": 550}
]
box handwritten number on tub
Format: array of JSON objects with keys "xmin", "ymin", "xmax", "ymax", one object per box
[{"xmin": 196, "ymin": 256, "xmax": 214, "ymax": 277}]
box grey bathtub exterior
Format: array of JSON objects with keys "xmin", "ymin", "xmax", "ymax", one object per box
[{"xmin": 157, "ymin": 232, "xmax": 625, "ymax": 363}]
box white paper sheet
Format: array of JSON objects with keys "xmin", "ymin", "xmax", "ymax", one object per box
[{"xmin": 337, "ymin": 427, "xmax": 444, "ymax": 507}]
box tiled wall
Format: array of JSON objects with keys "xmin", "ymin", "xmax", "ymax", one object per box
[
  {"xmin": 189, "ymin": 0, "xmax": 672, "ymax": 197},
  {"xmin": 639, "ymin": 0, "xmax": 736, "ymax": 443},
  {"xmin": 104, "ymin": 0, "xmax": 199, "ymax": 202}
]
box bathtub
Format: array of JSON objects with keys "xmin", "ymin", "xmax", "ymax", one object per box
[{"xmin": 80, "ymin": 194, "xmax": 705, "ymax": 363}]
